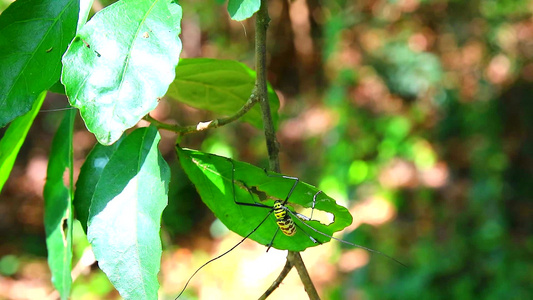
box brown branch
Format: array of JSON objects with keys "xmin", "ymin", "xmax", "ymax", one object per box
[
  {"xmin": 255, "ymin": 1, "xmax": 320, "ymax": 299},
  {"xmin": 144, "ymin": 93, "xmax": 258, "ymax": 134}
]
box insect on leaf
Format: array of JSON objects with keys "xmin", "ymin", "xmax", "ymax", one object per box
[{"xmin": 177, "ymin": 147, "xmax": 353, "ymax": 252}]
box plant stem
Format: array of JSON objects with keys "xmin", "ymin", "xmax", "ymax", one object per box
[
  {"xmin": 256, "ymin": 0, "xmax": 279, "ymax": 172},
  {"xmin": 144, "ymin": 93, "xmax": 258, "ymax": 134},
  {"xmin": 255, "ymin": 1, "xmax": 320, "ymax": 299}
]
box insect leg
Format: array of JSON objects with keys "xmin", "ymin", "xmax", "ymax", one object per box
[
  {"xmin": 282, "ymin": 191, "xmax": 321, "ymax": 221},
  {"xmin": 310, "ymin": 190, "xmax": 321, "ymax": 220},
  {"xmin": 263, "ymin": 169, "xmax": 300, "ymax": 206},
  {"xmin": 266, "ymin": 227, "xmax": 280, "ymax": 252},
  {"xmin": 294, "ymin": 212, "xmax": 311, "ymax": 221}
]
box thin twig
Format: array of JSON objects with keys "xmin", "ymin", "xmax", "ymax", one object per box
[
  {"xmin": 254, "ymin": 0, "xmax": 320, "ymax": 299},
  {"xmin": 258, "ymin": 259, "xmax": 293, "ymax": 300},
  {"xmin": 144, "ymin": 93, "xmax": 258, "ymax": 134}
]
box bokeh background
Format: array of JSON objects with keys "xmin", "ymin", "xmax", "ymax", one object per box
[{"xmin": 1, "ymin": 0, "xmax": 532, "ymax": 299}]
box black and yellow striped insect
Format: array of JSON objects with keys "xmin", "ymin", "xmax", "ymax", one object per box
[
  {"xmin": 274, "ymin": 200, "xmax": 296, "ymax": 236},
  {"xmin": 228, "ymin": 162, "xmax": 324, "ymax": 251}
]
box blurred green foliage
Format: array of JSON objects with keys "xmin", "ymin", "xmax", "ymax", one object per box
[
  {"xmin": 1, "ymin": 0, "xmax": 532, "ymax": 299},
  {"xmin": 304, "ymin": 0, "xmax": 532, "ymax": 299}
]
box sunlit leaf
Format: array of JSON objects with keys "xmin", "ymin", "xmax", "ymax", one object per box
[
  {"xmin": 167, "ymin": 58, "xmax": 279, "ymax": 129},
  {"xmin": 43, "ymin": 109, "xmax": 76, "ymax": 299},
  {"xmin": 74, "ymin": 135, "xmax": 124, "ymax": 233},
  {"xmin": 0, "ymin": 0, "xmax": 79, "ymax": 127},
  {"xmin": 87, "ymin": 125, "xmax": 170, "ymax": 299},
  {"xmin": 46, "ymin": 0, "xmax": 93, "ymax": 96},
  {"xmin": 177, "ymin": 147, "xmax": 353, "ymax": 252},
  {"xmin": 61, "ymin": 0, "xmax": 182, "ymax": 145},
  {"xmin": 77, "ymin": 0, "xmax": 94, "ymax": 30}
]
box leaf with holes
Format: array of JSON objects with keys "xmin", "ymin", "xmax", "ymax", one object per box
[
  {"xmin": 43, "ymin": 109, "xmax": 76, "ymax": 299},
  {"xmin": 177, "ymin": 147, "xmax": 353, "ymax": 252}
]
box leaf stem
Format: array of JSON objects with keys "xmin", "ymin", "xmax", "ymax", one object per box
[
  {"xmin": 254, "ymin": 1, "xmax": 320, "ymax": 299},
  {"xmin": 144, "ymin": 93, "xmax": 258, "ymax": 134}
]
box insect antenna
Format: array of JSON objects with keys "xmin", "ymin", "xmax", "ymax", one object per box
[
  {"xmin": 175, "ymin": 206, "xmax": 272, "ymax": 299},
  {"xmin": 292, "ymin": 221, "xmax": 320, "ymax": 245},
  {"xmin": 287, "ymin": 209, "xmax": 407, "ymax": 267}
]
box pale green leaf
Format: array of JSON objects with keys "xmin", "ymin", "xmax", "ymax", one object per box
[
  {"xmin": 74, "ymin": 136, "xmax": 124, "ymax": 233},
  {"xmin": 87, "ymin": 125, "xmax": 170, "ymax": 299},
  {"xmin": 61, "ymin": 0, "xmax": 182, "ymax": 145}
]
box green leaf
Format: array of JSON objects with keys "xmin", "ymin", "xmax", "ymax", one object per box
[
  {"xmin": 48, "ymin": 80, "xmax": 66, "ymax": 95},
  {"xmin": 74, "ymin": 135, "xmax": 124, "ymax": 233},
  {"xmin": 0, "ymin": 0, "xmax": 79, "ymax": 127},
  {"xmin": 228, "ymin": 0, "xmax": 260, "ymax": 21},
  {"xmin": 46, "ymin": 0, "xmax": 93, "ymax": 96},
  {"xmin": 167, "ymin": 58, "xmax": 279, "ymax": 129},
  {"xmin": 177, "ymin": 147, "xmax": 353, "ymax": 252},
  {"xmin": 43, "ymin": 109, "xmax": 76, "ymax": 299},
  {"xmin": 61, "ymin": 0, "xmax": 182, "ymax": 145},
  {"xmin": 87, "ymin": 125, "xmax": 170, "ymax": 299},
  {"xmin": 0, "ymin": 91, "xmax": 46, "ymax": 193}
]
